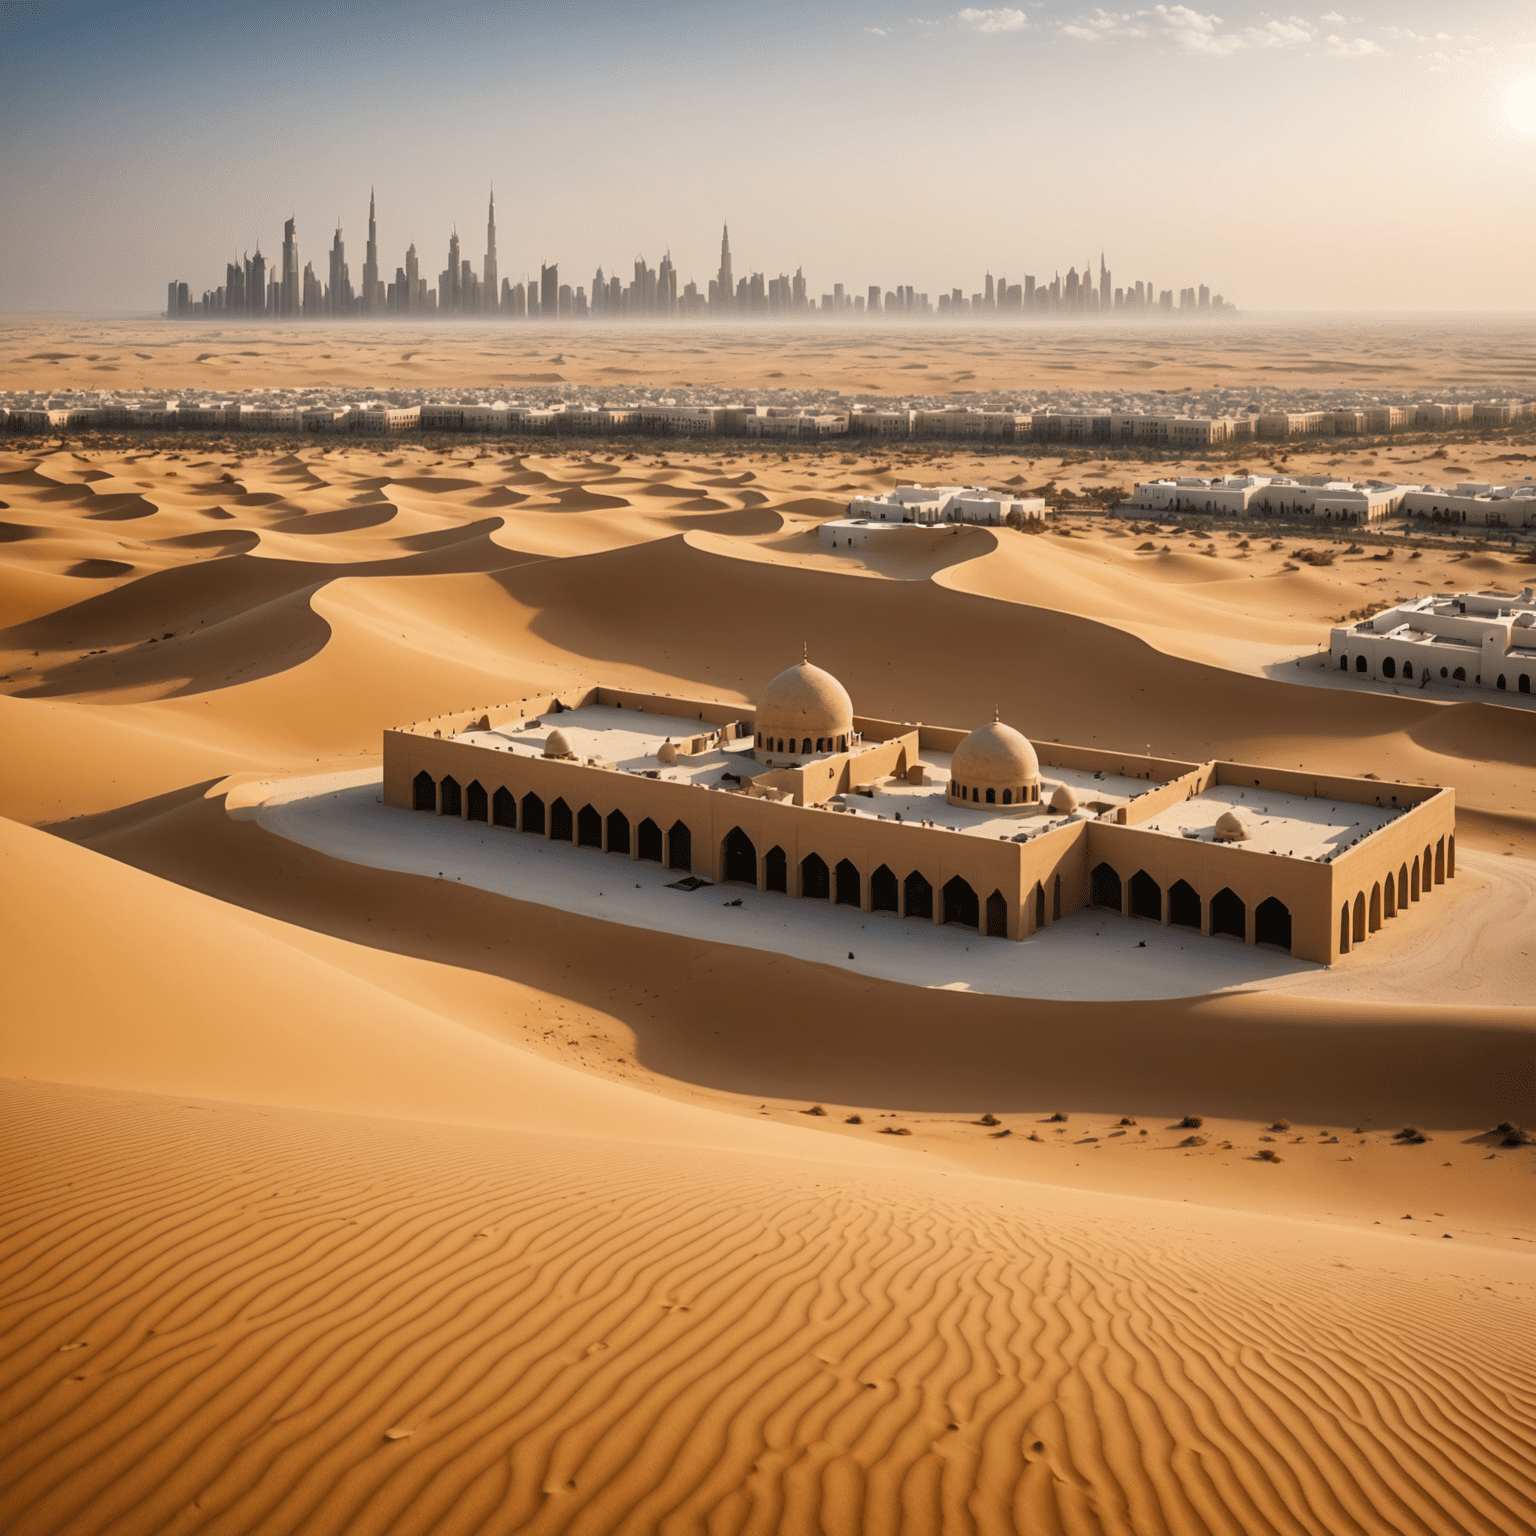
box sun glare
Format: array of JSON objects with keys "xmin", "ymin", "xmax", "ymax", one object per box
[{"xmin": 1505, "ymin": 75, "xmax": 1536, "ymax": 135}]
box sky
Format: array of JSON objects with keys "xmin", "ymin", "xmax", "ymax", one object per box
[{"xmin": 1, "ymin": 0, "xmax": 1533, "ymax": 313}]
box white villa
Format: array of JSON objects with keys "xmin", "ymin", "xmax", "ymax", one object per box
[
  {"xmin": 1127, "ymin": 474, "xmax": 1412, "ymax": 524},
  {"xmin": 1331, "ymin": 587, "xmax": 1536, "ymax": 695},
  {"xmin": 846, "ymin": 485, "xmax": 1048, "ymax": 527}
]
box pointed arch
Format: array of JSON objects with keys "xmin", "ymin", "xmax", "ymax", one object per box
[
  {"xmin": 520, "ymin": 792, "xmax": 545, "ymax": 835},
  {"xmin": 871, "ymin": 864, "xmax": 898, "ymax": 913},
  {"xmin": 577, "ymin": 803, "xmax": 602, "ymax": 848},
  {"xmin": 904, "ymin": 870, "xmax": 933, "ymax": 920},
  {"xmin": 1211, "ymin": 887, "xmax": 1245, "ymax": 939},
  {"xmin": 439, "ymin": 775, "xmax": 461, "ymax": 818},
  {"xmin": 943, "ymin": 876, "xmax": 979, "ymax": 930},
  {"xmin": 801, "ymin": 852, "xmax": 829, "ymax": 900},
  {"xmin": 606, "ymin": 809, "xmax": 630, "ymax": 855},
  {"xmin": 637, "ymin": 817, "xmax": 662, "ymax": 862},
  {"xmin": 1169, "ymin": 879, "xmax": 1200, "ymax": 929},
  {"xmin": 412, "ymin": 770, "xmax": 435, "ymax": 811},
  {"xmin": 722, "ymin": 826, "xmax": 756, "ymax": 885},
  {"xmin": 466, "ymin": 780, "xmax": 487, "ymax": 823}
]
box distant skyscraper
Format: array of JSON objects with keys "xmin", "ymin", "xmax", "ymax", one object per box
[
  {"xmin": 280, "ymin": 218, "xmax": 299, "ymax": 316},
  {"xmin": 247, "ymin": 247, "xmax": 266, "ymax": 317},
  {"xmin": 329, "ymin": 223, "xmax": 353, "ymax": 315},
  {"xmin": 483, "ymin": 190, "xmax": 498, "ymax": 313},
  {"xmin": 716, "ymin": 226, "xmax": 733, "ymax": 313},
  {"xmin": 405, "ymin": 243, "xmax": 419, "ymax": 314},
  {"xmin": 447, "ymin": 228, "xmax": 461, "ymax": 312},
  {"xmin": 540, "ymin": 262, "xmax": 559, "ymax": 317},
  {"xmin": 1099, "ymin": 252, "xmax": 1111, "ymax": 310},
  {"xmin": 363, "ymin": 189, "xmax": 381, "ymax": 314}
]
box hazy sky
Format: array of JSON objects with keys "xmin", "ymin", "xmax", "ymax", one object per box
[{"xmin": 2, "ymin": 0, "xmax": 1533, "ymax": 313}]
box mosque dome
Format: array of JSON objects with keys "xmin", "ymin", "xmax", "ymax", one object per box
[
  {"xmin": 754, "ymin": 661, "xmax": 854, "ymax": 756},
  {"xmin": 947, "ymin": 719, "xmax": 1042, "ymax": 808},
  {"xmin": 657, "ymin": 739, "xmax": 678, "ymax": 765},
  {"xmin": 543, "ymin": 728, "xmax": 573, "ymax": 759},
  {"xmin": 1049, "ymin": 781, "xmax": 1078, "ymax": 814},
  {"xmin": 1213, "ymin": 809, "xmax": 1251, "ymax": 843}
]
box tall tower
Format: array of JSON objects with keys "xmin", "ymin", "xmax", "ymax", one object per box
[
  {"xmin": 448, "ymin": 228, "xmax": 461, "ymax": 312},
  {"xmin": 405, "ymin": 243, "xmax": 420, "ymax": 314},
  {"xmin": 281, "ymin": 218, "xmax": 299, "ymax": 316},
  {"xmin": 716, "ymin": 225, "xmax": 733, "ymax": 314},
  {"xmin": 483, "ymin": 189, "xmax": 498, "ymax": 314},
  {"xmin": 363, "ymin": 189, "xmax": 380, "ymax": 314},
  {"xmin": 1099, "ymin": 252, "xmax": 1111, "ymax": 311}
]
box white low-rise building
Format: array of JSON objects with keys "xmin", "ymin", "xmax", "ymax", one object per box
[
  {"xmin": 1330, "ymin": 587, "xmax": 1536, "ymax": 695},
  {"xmin": 847, "ymin": 484, "xmax": 1047, "ymax": 526},
  {"xmin": 1400, "ymin": 481, "xmax": 1536, "ymax": 527},
  {"xmin": 1127, "ymin": 474, "xmax": 1412, "ymax": 523}
]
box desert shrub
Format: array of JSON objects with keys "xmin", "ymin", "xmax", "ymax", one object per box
[
  {"xmin": 1270, "ymin": 1118, "xmax": 1291, "ymax": 1131},
  {"xmin": 1048, "ymin": 1111, "xmax": 1068, "ymax": 1122},
  {"xmin": 1258, "ymin": 1149, "xmax": 1282, "ymax": 1163},
  {"xmin": 1178, "ymin": 1114, "xmax": 1204, "ymax": 1129},
  {"xmin": 1394, "ymin": 1126, "xmax": 1429, "ymax": 1144}
]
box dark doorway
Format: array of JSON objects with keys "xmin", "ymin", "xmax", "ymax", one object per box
[
  {"xmin": 1255, "ymin": 897, "xmax": 1291, "ymax": 951},
  {"xmin": 549, "ymin": 797, "xmax": 573, "ymax": 842},
  {"xmin": 1355, "ymin": 655, "xmax": 1367, "ymax": 672},
  {"xmin": 521, "ymin": 793, "xmax": 544, "ymax": 835},
  {"xmin": 723, "ymin": 827, "xmax": 757, "ymax": 885},
  {"xmin": 493, "ymin": 786, "xmax": 515, "ymax": 827},
  {"xmin": 871, "ymin": 865, "xmax": 898, "ymax": 912},
  {"xmin": 413, "ymin": 771, "xmax": 435, "ymax": 811},
  {"xmin": 606, "ymin": 810, "xmax": 630, "ymax": 855},
  {"xmin": 985, "ymin": 889, "xmax": 1008, "ymax": 938},
  {"xmin": 765, "ymin": 846, "xmax": 787, "ymax": 892},
  {"xmin": 1340, "ymin": 904, "xmax": 1351, "ymax": 954},
  {"xmin": 466, "ymin": 780, "xmax": 487, "ymax": 823},
  {"xmin": 801, "ymin": 853, "xmax": 829, "ymax": 899},
  {"xmin": 1034, "ymin": 881, "xmax": 1045, "ymax": 928},
  {"xmin": 943, "ymin": 877, "xmax": 979, "ymax": 929},
  {"xmin": 1129, "ymin": 870, "xmax": 1161, "ymax": 921},
  {"xmin": 1521, "ymin": 674, "xmax": 1530, "ymax": 694},
  {"xmin": 638, "ymin": 818, "xmax": 662, "ymax": 862},
  {"xmin": 1382, "ymin": 657, "xmax": 1396, "ymax": 679},
  {"xmin": 577, "ymin": 804, "xmax": 602, "ymax": 848},
  {"xmin": 667, "ymin": 820, "xmax": 692, "ymax": 872},
  {"xmin": 835, "ymin": 859, "xmax": 860, "ymax": 907},
  {"xmin": 904, "ymin": 870, "xmax": 933, "ymax": 920},
  {"xmin": 1211, "ymin": 886, "xmax": 1245, "ymax": 939},
  {"xmin": 1169, "ymin": 879, "xmax": 1200, "ymax": 929},
  {"xmin": 1090, "ymin": 862, "xmax": 1121, "ymax": 911},
  {"xmin": 440, "ymin": 776, "xmax": 461, "ymax": 818}
]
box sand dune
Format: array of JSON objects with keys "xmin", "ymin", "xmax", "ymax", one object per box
[{"xmin": 1, "ymin": 434, "xmax": 1532, "ymax": 1534}]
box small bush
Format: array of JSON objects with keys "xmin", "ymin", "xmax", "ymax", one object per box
[
  {"xmin": 1270, "ymin": 1118, "xmax": 1291, "ymax": 1132},
  {"xmin": 1178, "ymin": 1115, "xmax": 1204, "ymax": 1129},
  {"xmin": 1048, "ymin": 1111, "xmax": 1068, "ymax": 1122},
  {"xmin": 1394, "ymin": 1126, "xmax": 1429, "ymax": 1144},
  {"xmin": 802, "ymin": 1105, "xmax": 827, "ymax": 1117},
  {"xmin": 1258, "ymin": 1149, "xmax": 1282, "ymax": 1163},
  {"xmin": 978, "ymin": 1113, "xmax": 1000, "ymax": 1126},
  {"xmin": 1119, "ymin": 1116, "xmax": 1137, "ymax": 1126}
]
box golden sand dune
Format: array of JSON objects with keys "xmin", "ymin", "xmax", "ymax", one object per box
[
  {"xmin": 3, "ymin": 1077, "xmax": 1531, "ymax": 1536},
  {"xmin": 0, "ymin": 437, "xmax": 1532, "ymax": 1534}
]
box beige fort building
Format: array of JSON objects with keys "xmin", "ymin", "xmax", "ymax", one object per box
[{"xmin": 383, "ymin": 661, "xmax": 1456, "ymax": 965}]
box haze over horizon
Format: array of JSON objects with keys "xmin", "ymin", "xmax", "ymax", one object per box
[{"xmin": 1, "ymin": 0, "xmax": 1533, "ymax": 314}]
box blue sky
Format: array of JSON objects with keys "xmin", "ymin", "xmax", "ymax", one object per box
[{"xmin": 2, "ymin": 0, "xmax": 1532, "ymax": 311}]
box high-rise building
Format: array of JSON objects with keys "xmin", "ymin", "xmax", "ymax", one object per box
[
  {"xmin": 246, "ymin": 248, "xmax": 266, "ymax": 317},
  {"xmin": 540, "ymin": 262, "xmax": 558, "ymax": 317},
  {"xmin": 483, "ymin": 190, "xmax": 498, "ymax": 313},
  {"xmin": 447, "ymin": 229, "xmax": 461, "ymax": 312},
  {"xmin": 281, "ymin": 218, "xmax": 299, "ymax": 316},
  {"xmin": 1099, "ymin": 252, "xmax": 1111, "ymax": 310},
  {"xmin": 363, "ymin": 189, "xmax": 381, "ymax": 314},
  {"xmin": 329, "ymin": 223, "xmax": 353, "ymax": 315},
  {"xmin": 716, "ymin": 225, "xmax": 733, "ymax": 314},
  {"xmin": 405, "ymin": 243, "xmax": 419, "ymax": 314}
]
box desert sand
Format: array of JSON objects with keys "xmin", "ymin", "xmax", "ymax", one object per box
[
  {"xmin": 5, "ymin": 312, "xmax": 1536, "ymax": 395},
  {"xmin": 2, "ymin": 429, "xmax": 1533, "ymax": 1534}
]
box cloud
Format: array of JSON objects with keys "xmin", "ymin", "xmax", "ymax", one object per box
[
  {"xmin": 957, "ymin": 7, "xmax": 1029, "ymax": 32},
  {"xmin": 1324, "ymin": 34, "xmax": 1379, "ymax": 57},
  {"xmin": 1320, "ymin": 9, "xmax": 1343, "ymax": 20}
]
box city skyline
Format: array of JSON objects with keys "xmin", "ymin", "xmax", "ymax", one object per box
[
  {"xmin": 4, "ymin": 2, "xmax": 1532, "ymax": 314},
  {"xmin": 166, "ymin": 190, "xmax": 1235, "ymax": 322}
]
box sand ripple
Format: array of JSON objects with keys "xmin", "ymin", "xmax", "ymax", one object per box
[{"xmin": 1, "ymin": 1081, "xmax": 1530, "ymax": 1536}]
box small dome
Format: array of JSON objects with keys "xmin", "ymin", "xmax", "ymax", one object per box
[
  {"xmin": 1049, "ymin": 782, "xmax": 1078, "ymax": 814},
  {"xmin": 755, "ymin": 660, "xmax": 854, "ymax": 745},
  {"xmin": 952, "ymin": 720, "xmax": 1040, "ymax": 785},
  {"xmin": 1214, "ymin": 809, "xmax": 1250, "ymax": 842},
  {"xmin": 543, "ymin": 728, "xmax": 572, "ymax": 758},
  {"xmin": 657, "ymin": 739, "xmax": 678, "ymax": 765}
]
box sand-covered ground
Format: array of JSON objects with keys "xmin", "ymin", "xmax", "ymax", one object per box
[
  {"xmin": 2, "ymin": 432, "xmax": 1533, "ymax": 1534},
  {"xmin": 5, "ymin": 313, "xmax": 1536, "ymax": 395}
]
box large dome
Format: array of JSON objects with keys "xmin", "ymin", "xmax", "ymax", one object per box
[
  {"xmin": 952, "ymin": 720, "xmax": 1040, "ymax": 783},
  {"xmin": 755, "ymin": 661, "xmax": 854, "ymax": 742},
  {"xmin": 948, "ymin": 719, "xmax": 1042, "ymax": 808}
]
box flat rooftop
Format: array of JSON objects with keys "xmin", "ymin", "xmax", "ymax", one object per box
[
  {"xmin": 1140, "ymin": 782, "xmax": 1401, "ymax": 862},
  {"xmin": 445, "ymin": 706, "xmax": 1164, "ymax": 842}
]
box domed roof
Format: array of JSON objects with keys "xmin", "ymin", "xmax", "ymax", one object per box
[
  {"xmin": 1049, "ymin": 781, "xmax": 1078, "ymax": 813},
  {"xmin": 755, "ymin": 661, "xmax": 854, "ymax": 733},
  {"xmin": 1214, "ymin": 808, "xmax": 1250, "ymax": 842},
  {"xmin": 952, "ymin": 719, "xmax": 1040, "ymax": 784},
  {"xmin": 543, "ymin": 728, "xmax": 573, "ymax": 758}
]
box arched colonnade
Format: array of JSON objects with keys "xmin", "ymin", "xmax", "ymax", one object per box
[{"xmin": 1336, "ymin": 834, "xmax": 1453, "ymax": 956}]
